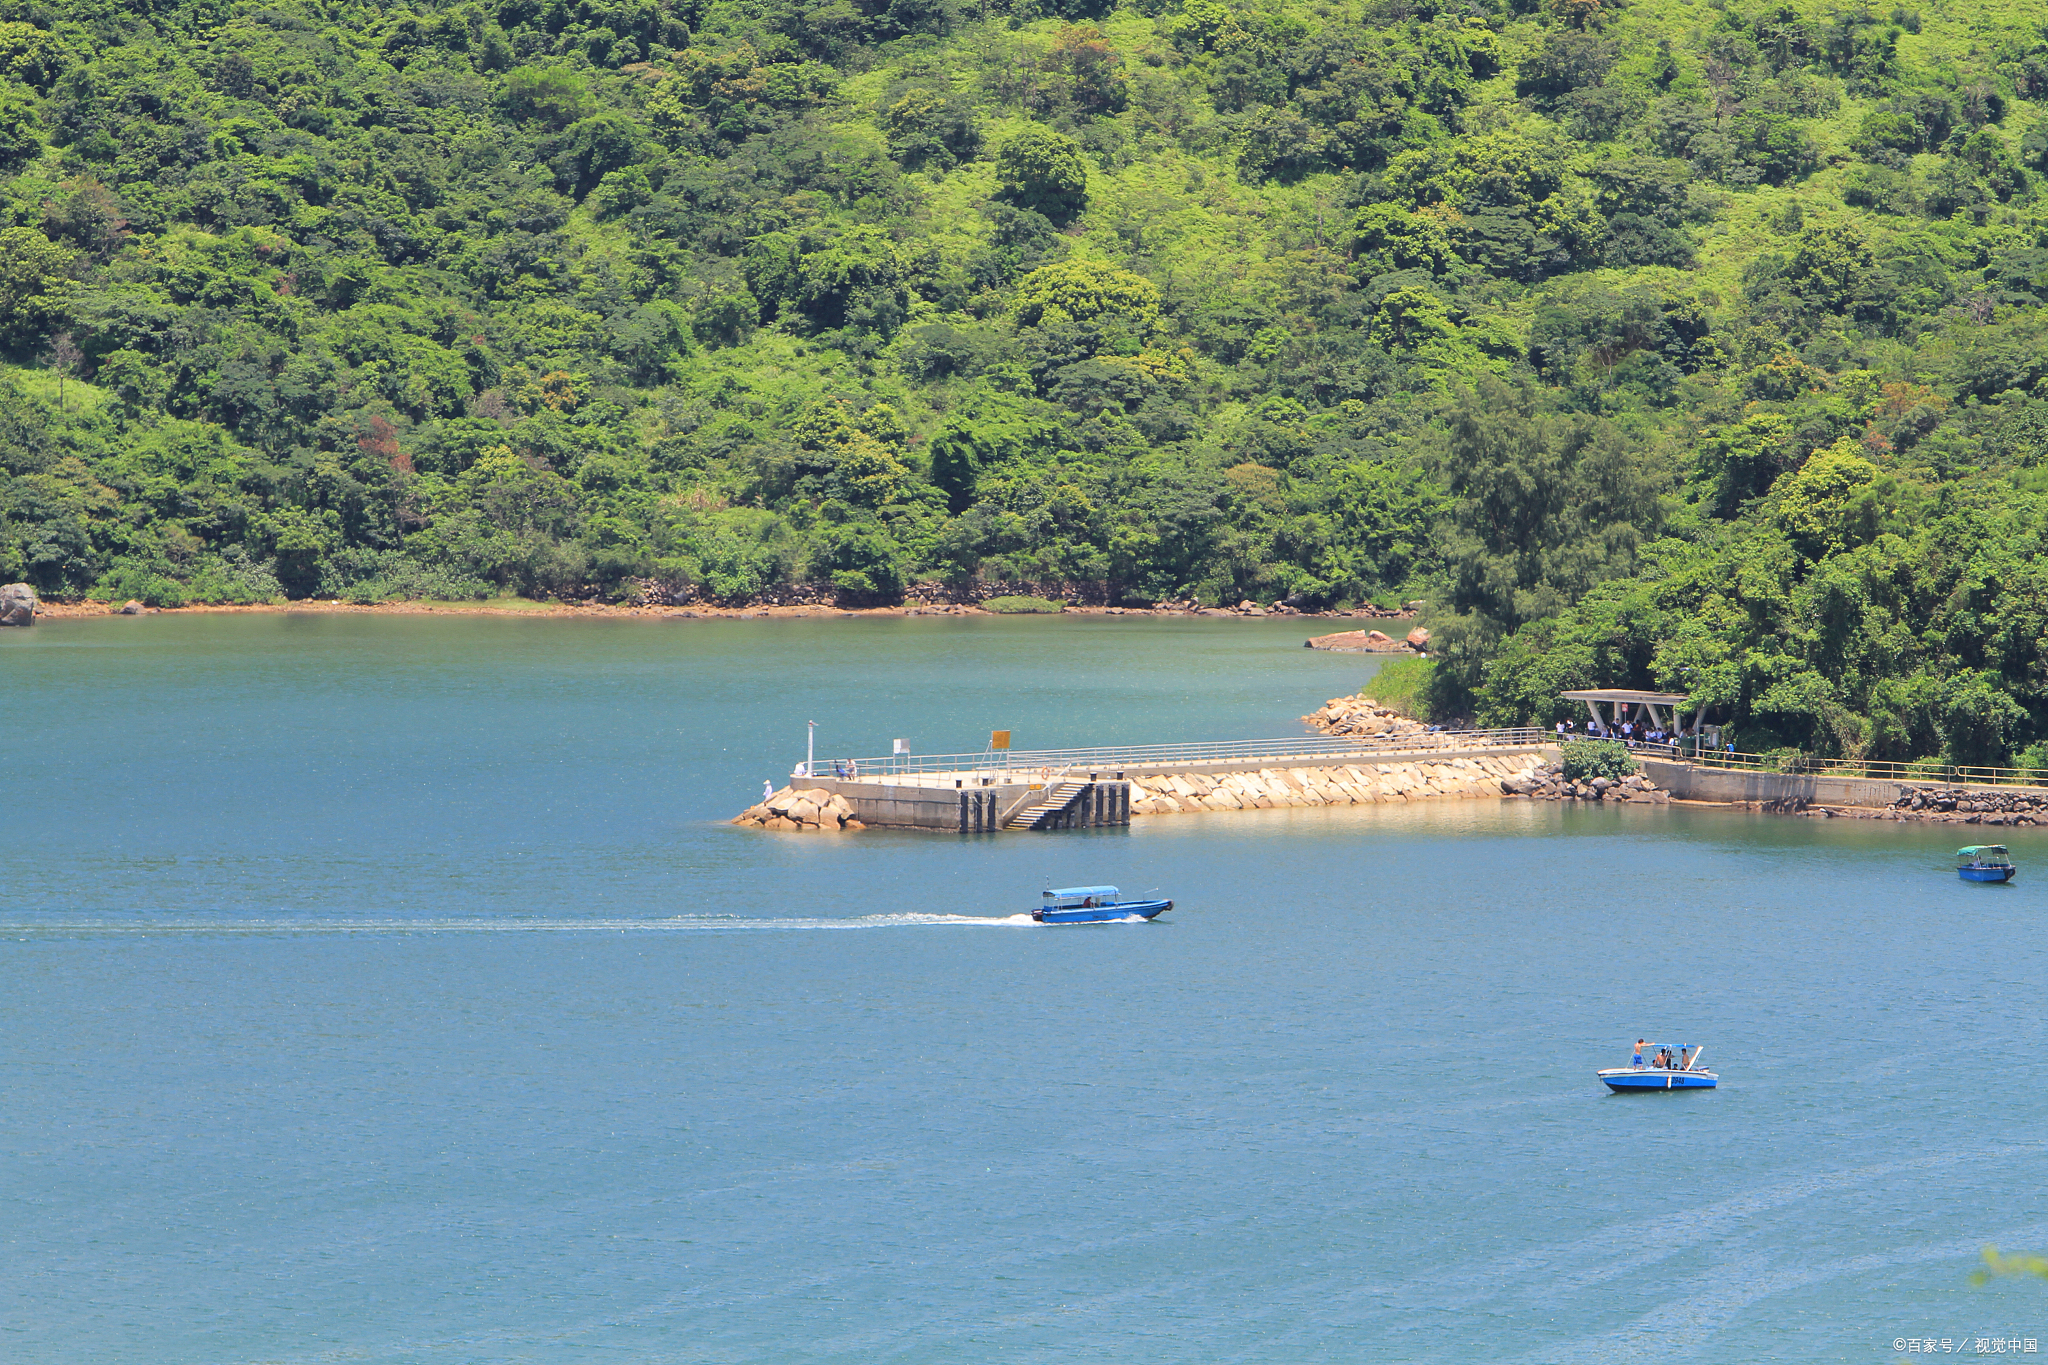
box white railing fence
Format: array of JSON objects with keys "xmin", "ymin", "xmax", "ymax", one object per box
[{"xmin": 807, "ymin": 727, "xmax": 1554, "ymax": 780}]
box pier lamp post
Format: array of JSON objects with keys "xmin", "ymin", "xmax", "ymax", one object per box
[{"xmin": 807, "ymin": 720, "xmax": 816, "ymax": 780}]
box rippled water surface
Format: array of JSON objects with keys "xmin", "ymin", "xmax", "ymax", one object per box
[{"xmin": 4, "ymin": 613, "xmax": 2044, "ymax": 1363}]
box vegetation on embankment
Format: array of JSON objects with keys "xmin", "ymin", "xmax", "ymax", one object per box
[
  {"xmin": 1363, "ymin": 658, "xmax": 1435, "ymax": 721},
  {"xmin": 2, "ymin": 0, "xmax": 2048, "ymax": 764},
  {"xmin": 981, "ymin": 594, "xmax": 1065, "ymax": 612}
]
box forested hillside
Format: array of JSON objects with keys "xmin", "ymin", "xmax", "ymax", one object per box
[{"xmin": 3, "ymin": 0, "xmax": 2048, "ymax": 758}]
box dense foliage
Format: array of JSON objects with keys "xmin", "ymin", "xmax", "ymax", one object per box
[
  {"xmin": 1560, "ymin": 738, "xmax": 1633, "ymax": 782},
  {"xmin": 3, "ymin": 0, "xmax": 2048, "ymax": 761}
]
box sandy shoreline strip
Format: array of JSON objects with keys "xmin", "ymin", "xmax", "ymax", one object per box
[{"xmin": 31, "ymin": 599, "xmax": 1391, "ymax": 622}]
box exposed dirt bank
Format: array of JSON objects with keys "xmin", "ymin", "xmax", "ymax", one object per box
[{"xmin": 30, "ymin": 600, "xmax": 1399, "ymax": 622}]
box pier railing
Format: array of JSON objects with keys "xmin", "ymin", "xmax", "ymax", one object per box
[
  {"xmin": 812, "ymin": 726, "xmax": 1554, "ymax": 781},
  {"xmin": 1684, "ymin": 748, "xmax": 2048, "ymax": 789},
  {"xmin": 1559, "ymin": 735, "xmax": 2048, "ymax": 789}
]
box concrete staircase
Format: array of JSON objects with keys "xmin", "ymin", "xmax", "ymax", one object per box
[{"xmin": 1004, "ymin": 781, "xmax": 1089, "ymax": 830}]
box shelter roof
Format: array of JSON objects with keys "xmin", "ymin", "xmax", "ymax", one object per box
[{"xmin": 1560, "ymin": 689, "xmax": 1690, "ymax": 705}]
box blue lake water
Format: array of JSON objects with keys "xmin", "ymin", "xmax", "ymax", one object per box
[{"xmin": 4, "ymin": 613, "xmax": 2044, "ymax": 1363}]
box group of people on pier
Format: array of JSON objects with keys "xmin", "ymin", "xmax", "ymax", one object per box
[{"xmin": 1555, "ymin": 719, "xmax": 1676, "ymax": 749}]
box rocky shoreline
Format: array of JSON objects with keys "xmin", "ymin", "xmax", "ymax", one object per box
[
  {"xmin": 1301, "ymin": 695, "xmax": 1433, "ymax": 741},
  {"xmin": 1777, "ymin": 785, "xmax": 2048, "ymax": 824},
  {"xmin": 734, "ymin": 787, "xmax": 866, "ymax": 832},
  {"xmin": 1303, "ymin": 626, "xmax": 1430, "ymax": 653},
  {"xmin": 27, "ymin": 597, "xmax": 1412, "ymax": 622},
  {"xmin": 1501, "ymin": 760, "xmax": 1671, "ymax": 803}
]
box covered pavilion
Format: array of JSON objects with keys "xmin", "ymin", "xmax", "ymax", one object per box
[{"xmin": 1560, "ymin": 689, "xmax": 1693, "ymax": 738}]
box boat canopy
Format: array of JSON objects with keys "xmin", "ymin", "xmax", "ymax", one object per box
[
  {"xmin": 1044, "ymin": 885, "xmax": 1119, "ymax": 907},
  {"xmin": 1957, "ymin": 846, "xmax": 2011, "ymax": 859}
]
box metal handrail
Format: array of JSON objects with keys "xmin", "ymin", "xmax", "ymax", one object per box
[
  {"xmin": 816, "ymin": 726, "xmax": 1554, "ymax": 779},
  {"xmin": 1685, "ymin": 748, "xmax": 2048, "ymax": 789}
]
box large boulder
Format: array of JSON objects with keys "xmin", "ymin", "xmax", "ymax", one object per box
[
  {"xmin": 1406, "ymin": 627, "xmax": 1430, "ymax": 650},
  {"xmin": 0, "ymin": 582, "xmax": 35, "ymax": 627}
]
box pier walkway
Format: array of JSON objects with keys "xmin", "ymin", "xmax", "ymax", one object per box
[
  {"xmin": 781, "ymin": 728, "xmax": 1558, "ymax": 832},
  {"xmin": 811, "ymin": 727, "xmax": 1554, "ymax": 786}
]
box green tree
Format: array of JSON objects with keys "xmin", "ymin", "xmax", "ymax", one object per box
[
  {"xmin": 0, "ymin": 228, "xmax": 73, "ymax": 344},
  {"xmin": 499, "ymin": 65, "xmax": 594, "ymax": 130},
  {"xmin": 1428, "ymin": 376, "xmax": 1664, "ymax": 706},
  {"xmin": 1941, "ymin": 670, "xmax": 2028, "ymax": 766},
  {"xmin": 0, "ymin": 81, "xmax": 40, "ymax": 173},
  {"xmin": 881, "ymin": 89, "xmax": 980, "ymax": 169},
  {"xmin": 1786, "ymin": 222, "xmax": 1874, "ymax": 313},
  {"xmin": 995, "ymin": 126, "xmax": 1089, "ymax": 225},
  {"xmin": 1765, "ymin": 438, "xmax": 1889, "ymax": 560},
  {"xmin": 1011, "ymin": 259, "xmax": 1159, "ymax": 329}
]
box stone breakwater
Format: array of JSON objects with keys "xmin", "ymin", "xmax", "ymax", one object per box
[
  {"xmin": 733, "ymin": 787, "xmax": 867, "ymax": 832},
  {"xmin": 1302, "ymin": 694, "xmax": 1431, "ymax": 741},
  {"xmin": 1500, "ymin": 760, "xmax": 1671, "ymax": 803},
  {"xmin": 1127, "ymin": 755, "xmax": 1544, "ymax": 815},
  {"xmin": 1801, "ymin": 785, "xmax": 2048, "ymax": 824}
]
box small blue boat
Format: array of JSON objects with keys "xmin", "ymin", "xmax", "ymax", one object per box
[
  {"xmin": 1599, "ymin": 1043, "xmax": 1716, "ymax": 1092},
  {"xmin": 1957, "ymin": 846, "xmax": 2017, "ymax": 883},
  {"xmin": 1032, "ymin": 885, "xmax": 1173, "ymax": 924}
]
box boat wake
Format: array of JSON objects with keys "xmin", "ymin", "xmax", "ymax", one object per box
[{"xmin": 0, "ymin": 911, "xmax": 1048, "ymax": 935}]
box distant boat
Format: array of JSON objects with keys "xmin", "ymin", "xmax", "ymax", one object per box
[
  {"xmin": 1599, "ymin": 1044, "xmax": 1717, "ymax": 1091},
  {"xmin": 1032, "ymin": 885, "xmax": 1173, "ymax": 924},
  {"xmin": 1957, "ymin": 846, "xmax": 2017, "ymax": 883}
]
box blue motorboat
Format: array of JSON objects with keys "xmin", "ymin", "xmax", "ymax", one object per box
[
  {"xmin": 1599, "ymin": 1043, "xmax": 1717, "ymax": 1092},
  {"xmin": 1957, "ymin": 846, "xmax": 2017, "ymax": 883},
  {"xmin": 1032, "ymin": 885, "xmax": 1173, "ymax": 924}
]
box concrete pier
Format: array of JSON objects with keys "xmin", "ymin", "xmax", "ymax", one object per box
[
  {"xmin": 741, "ymin": 739, "xmax": 1557, "ymax": 832},
  {"xmin": 734, "ymin": 735, "xmax": 2048, "ymax": 833}
]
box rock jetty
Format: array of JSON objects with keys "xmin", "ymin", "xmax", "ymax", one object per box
[
  {"xmin": 1302, "ymin": 694, "xmax": 1431, "ymax": 741},
  {"xmin": 1500, "ymin": 761, "xmax": 1670, "ymax": 802},
  {"xmin": 1877, "ymin": 785, "xmax": 2048, "ymax": 824},
  {"xmin": 733, "ymin": 786, "xmax": 867, "ymax": 832},
  {"xmin": 1128, "ymin": 755, "xmax": 1544, "ymax": 815}
]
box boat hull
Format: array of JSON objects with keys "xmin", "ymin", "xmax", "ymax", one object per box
[
  {"xmin": 1959, "ymin": 866, "xmax": 2016, "ymax": 882},
  {"xmin": 1033, "ymin": 899, "xmax": 1172, "ymax": 924},
  {"xmin": 1599, "ymin": 1067, "xmax": 1717, "ymax": 1091}
]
